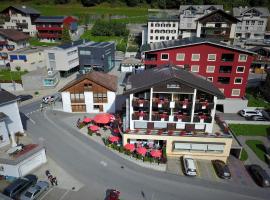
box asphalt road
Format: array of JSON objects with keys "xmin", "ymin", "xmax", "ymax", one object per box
[{"xmin": 21, "ymin": 103, "xmax": 270, "ymax": 200}]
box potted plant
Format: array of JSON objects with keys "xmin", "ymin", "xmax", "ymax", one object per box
[
  {"xmin": 158, "ymin": 130, "xmax": 163, "ymax": 135},
  {"xmin": 168, "ymin": 130, "xmax": 174, "ymax": 136},
  {"xmin": 146, "ymin": 129, "xmax": 151, "ymax": 135}
]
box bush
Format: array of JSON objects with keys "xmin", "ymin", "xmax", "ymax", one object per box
[
  {"xmin": 91, "ymin": 20, "xmax": 129, "ymax": 37},
  {"xmin": 240, "ymin": 148, "xmax": 248, "ymax": 161},
  {"xmin": 78, "ymin": 123, "xmax": 85, "ymax": 129},
  {"xmin": 88, "ymin": 129, "xmax": 93, "ymax": 136},
  {"xmin": 34, "ymin": 91, "xmax": 39, "ymax": 95}
]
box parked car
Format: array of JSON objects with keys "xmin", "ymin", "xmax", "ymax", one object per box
[
  {"xmin": 182, "ymin": 156, "xmax": 197, "ymax": 176},
  {"xmin": 239, "ymin": 109, "xmax": 263, "ymax": 117},
  {"xmin": 248, "ymin": 165, "xmax": 270, "ymax": 187},
  {"xmin": 17, "ymin": 94, "xmax": 33, "ymax": 102},
  {"xmin": 20, "ymin": 181, "xmax": 49, "ymax": 200},
  {"xmin": 245, "ymin": 115, "xmax": 266, "ymax": 121},
  {"xmin": 106, "ymin": 189, "xmax": 120, "ymax": 200},
  {"xmin": 262, "ymin": 110, "xmax": 270, "ymax": 121},
  {"xmin": 42, "ymin": 95, "xmax": 55, "ymax": 104},
  {"xmin": 212, "ymin": 160, "xmax": 231, "ymax": 179},
  {"xmin": 3, "ymin": 174, "xmax": 38, "ymax": 199}
]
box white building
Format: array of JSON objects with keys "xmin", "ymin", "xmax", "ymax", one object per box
[
  {"xmin": 179, "ymin": 5, "xmax": 223, "ymax": 38},
  {"xmin": 59, "ymin": 71, "xmax": 117, "ymax": 113},
  {"xmin": 233, "ymin": 7, "xmax": 270, "ymax": 40},
  {"xmin": 8, "ymin": 46, "xmax": 50, "ymax": 71},
  {"xmin": 45, "ymin": 40, "xmax": 91, "ymax": 77},
  {"xmin": 0, "ymin": 5, "xmax": 40, "ymax": 36}
]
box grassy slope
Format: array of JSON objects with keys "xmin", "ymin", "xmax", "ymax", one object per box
[
  {"xmin": 0, "ymin": 70, "xmax": 27, "ymax": 81},
  {"xmin": 246, "ymin": 140, "xmax": 267, "ymax": 163},
  {"xmin": 229, "ymin": 124, "xmax": 270, "ymax": 137}
]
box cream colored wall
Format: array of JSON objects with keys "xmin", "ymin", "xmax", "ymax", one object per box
[{"xmin": 123, "ymin": 134, "xmax": 232, "ymax": 162}]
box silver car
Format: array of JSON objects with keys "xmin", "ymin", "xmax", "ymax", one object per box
[{"xmin": 20, "ymin": 181, "xmax": 49, "ymax": 200}]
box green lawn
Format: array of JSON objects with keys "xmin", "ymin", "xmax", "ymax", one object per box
[
  {"xmin": 0, "ymin": 3, "xmax": 148, "ymax": 24},
  {"xmin": 246, "ymin": 140, "xmax": 267, "ymax": 163},
  {"xmin": 81, "ymin": 30, "xmax": 127, "ymax": 51},
  {"xmin": 240, "ymin": 148, "xmax": 248, "ymax": 161},
  {"xmin": 245, "ymin": 87, "xmax": 270, "ymax": 108},
  {"xmin": 29, "ymin": 37, "xmax": 59, "ymax": 47},
  {"xmin": 0, "ymin": 70, "xmax": 27, "ymax": 81},
  {"xmin": 229, "ymin": 124, "xmax": 270, "ymax": 137}
]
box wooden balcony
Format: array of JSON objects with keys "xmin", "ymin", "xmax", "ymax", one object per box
[
  {"xmin": 38, "ymin": 33, "xmax": 61, "ymax": 38},
  {"xmin": 132, "ymin": 112, "xmax": 149, "ymax": 120},
  {"xmin": 36, "ymin": 26, "xmax": 63, "ymax": 31},
  {"xmin": 193, "ymin": 115, "xmax": 212, "ymax": 123},
  {"xmin": 132, "ymin": 99, "xmax": 150, "ymax": 108}
]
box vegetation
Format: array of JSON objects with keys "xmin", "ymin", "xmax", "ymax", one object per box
[
  {"xmin": 229, "ymin": 124, "xmax": 270, "ymax": 137},
  {"xmin": 246, "ymin": 140, "xmax": 267, "ymax": 163},
  {"xmin": 245, "ymin": 88, "xmax": 270, "ymax": 109},
  {"xmin": 0, "ymin": 69, "xmax": 27, "ymax": 81},
  {"xmin": 240, "ymin": 148, "xmax": 248, "ymax": 161},
  {"xmin": 29, "ymin": 37, "xmax": 59, "ymax": 47},
  {"xmin": 91, "ymin": 20, "xmax": 129, "ymax": 37},
  {"xmin": 61, "ymin": 25, "xmax": 72, "ymax": 44}
]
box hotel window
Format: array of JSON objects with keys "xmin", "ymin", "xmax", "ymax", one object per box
[
  {"xmin": 217, "ymin": 77, "xmax": 230, "ymax": 84},
  {"xmin": 251, "ymin": 20, "xmax": 255, "ymax": 25},
  {"xmin": 176, "ymin": 53, "xmax": 185, "ymax": 61},
  {"xmin": 191, "ymin": 54, "xmax": 200, "ymax": 61},
  {"xmin": 236, "ymin": 66, "xmax": 245, "ymax": 73},
  {"xmin": 150, "ymin": 23, "xmax": 154, "ymax": 27},
  {"xmin": 150, "ymin": 36, "xmax": 153, "ymax": 40},
  {"xmin": 207, "ymin": 77, "xmax": 213, "ymax": 82},
  {"xmin": 93, "ymin": 93, "xmax": 107, "ymax": 103},
  {"xmin": 238, "ymin": 54, "xmax": 247, "ymax": 62},
  {"xmin": 231, "ymin": 89, "xmax": 241, "ymax": 96},
  {"xmin": 246, "ymin": 20, "xmax": 250, "ymax": 25},
  {"xmin": 150, "ymin": 30, "xmax": 153, "ymax": 33},
  {"xmin": 258, "ymin": 21, "xmax": 263, "ymax": 25},
  {"xmin": 206, "ymin": 66, "xmax": 215, "ymax": 73},
  {"xmin": 234, "ymin": 77, "xmax": 243, "ymax": 84},
  {"xmin": 155, "ymin": 36, "xmax": 158, "ymax": 40},
  {"xmin": 207, "ymin": 54, "xmax": 216, "ymax": 61},
  {"xmin": 84, "ymin": 83, "xmax": 92, "ymax": 91},
  {"xmin": 191, "ymin": 65, "xmax": 199, "ymax": 72},
  {"xmin": 161, "ymin": 53, "xmax": 169, "ymax": 60},
  {"xmin": 70, "ymin": 93, "xmax": 85, "ymax": 103}
]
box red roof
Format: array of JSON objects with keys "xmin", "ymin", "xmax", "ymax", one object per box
[{"xmin": 0, "ymin": 29, "xmax": 30, "ymax": 42}]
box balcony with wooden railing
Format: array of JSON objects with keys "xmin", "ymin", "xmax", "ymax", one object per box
[
  {"xmin": 132, "ymin": 98, "xmax": 150, "ymax": 108},
  {"xmin": 132, "ymin": 111, "xmax": 149, "ymax": 120}
]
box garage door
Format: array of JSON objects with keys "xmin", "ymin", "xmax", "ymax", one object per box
[{"xmin": 19, "ymin": 152, "xmax": 44, "ymax": 176}]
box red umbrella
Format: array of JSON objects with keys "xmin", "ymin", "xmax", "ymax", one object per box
[
  {"xmin": 89, "ymin": 125, "xmax": 99, "ymax": 131},
  {"xmin": 108, "ymin": 136, "xmax": 120, "ymax": 143},
  {"xmin": 93, "ymin": 113, "xmax": 112, "ymax": 124},
  {"xmin": 124, "ymin": 143, "xmax": 135, "ymax": 152},
  {"xmin": 150, "ymin": 149, "xmax": 162, "ymax": 158},
  {"xmin": 136, "ymin": 147, "xmax": 147, "ymax": 156},
  {"xmin": 83, "ymin": 117, "xmax": 92, "ymax": 123}
]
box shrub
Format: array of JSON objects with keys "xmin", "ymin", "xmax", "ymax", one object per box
[
  {"xmin": 34, "ymin": 91, "xmax": 39, "ymax": 95},
  {"xmin": 78, "ymin": 123, "xmax": 85, "ymax": 129},
  {"xmin": 88, "ymin": 129, "xmax": 93, "ymax": 136},
  {"xmin": 91, "ymin": 20, "xmax": 129, "ymax": 37}
]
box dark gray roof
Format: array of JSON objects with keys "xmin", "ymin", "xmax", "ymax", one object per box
[
  {"xmin": 1, "ymin": 5, "xmax": 40, "ymax": 15},
  {"xmin": 233, "ymin": 7, "xmax": 270, "ymax": 17},
  {"xmin": 141, "ymin": 37, "xmax": 254, "ymax": 54},
  {"xmin": 179, "ymin": 5, "xmax": 223, "ymax": 14},
  {"xmin": 34, "ymin": 16, "xmax": 65, "ymax": 23},
  {"xmin": 0, "ymin": 89, "xmax": 18, "ymax": 106},
  {"xmin": 125, "ymin": 65, "xmax": 224, "ymax": 99},
  {"xmin": 57, "ymin": 39, "xmax": 87, "ymax": 49},
  {"xmin": 196, "ymin": 9, "xmax": 239, "ymax": 23}
]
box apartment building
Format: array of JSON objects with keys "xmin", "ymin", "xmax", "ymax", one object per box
[
  {"xmin": 179, "ymin": 5, "xmax": 223, "ymax": 38},
  {"xmin": 0, "ymin": 5, "xmax": 40, "ymax": 36},
  {"xmin": 45, "ymin": 40, "xmax": 91, "ymax": 77},
  {"xmin": 59, "ymin": 71, "xmax": 117, "ymax": 113},
  {"xmin": 123, "ymin": 66, "xmax": 233, "ymax": 161},
  {"xmin": 141, "ymin": 37, "xmax": 255, "ymax": 112},
  {"xmin": 34, "ymin": 16, "xmax": 78, "ymax": 43},
  {"xmin": 233, "ymin": 7, "xmax": 270, "ymax": 40}
]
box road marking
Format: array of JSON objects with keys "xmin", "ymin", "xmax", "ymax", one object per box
[
  {"xmin": 39, "ymin": 187, "xmax": 54, "ymax": 200},
  {"xmin": 59, "ymin": 190, "xmax": 70, "ymax": 200},
  {"xmin": 100, "ymin": 161, "xmax": 107, "ymax": 167}
]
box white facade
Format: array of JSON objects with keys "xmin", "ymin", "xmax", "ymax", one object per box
[
  {"xmin": 147, "ymin": 21, "xmax": 179, "ymax": 44},
  {"xmin": 0, "ymin": 35, "xmax": 29, "ymax": 53},
  {"xmin": 0, "ymin": 148, "xmax": 47, "ymax": 178},
  {"xmin": 3, "ymin": 10, "xmax": 37, "ymax": 36},
  {"xmin": 233, "ymin": 7, "xmax": 269, "ymax": 40}
]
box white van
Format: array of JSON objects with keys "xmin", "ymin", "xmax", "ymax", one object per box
[
  {"xmin": 183, "ymin": 156, "xmax": 197, "ymax": 176},
  {"xmin": 239, "ymin": 109, "xmax": 262, "ymax": 117}
]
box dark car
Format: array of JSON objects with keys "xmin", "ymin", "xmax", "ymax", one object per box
[
  {"xmin": 212, "ymin": 160, "xmax": 231, "ymax": 179},
  {"xmin": 245, "ymin": 115, "xmax": 266, "ymax": 121},
  {"xmin": 248, "ymin": 165, "xmax": 270, "ymax": 187},
  {"xmin": 3, "ymin": 174, "xmax": 38, "ymax": 199},
  {"xmin": 17, "ymin": 95, "xmax": 33, "ymax": 102}
]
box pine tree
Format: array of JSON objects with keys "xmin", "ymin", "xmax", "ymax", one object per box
[{"xmin": 61, "ymin": 25, "xmax": 71, "ymax": 44}]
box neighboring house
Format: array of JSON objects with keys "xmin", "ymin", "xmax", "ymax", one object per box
[
  {"xmin": 179, "ymin": 5, "xmax": 223, "ymax": 38},
  {"xmin": 8, "ymin": 46, "xmax": 49, "ymax": 71},
  {"xmin": 0, "ymin": 5, "xmax": 40, "ymax": 36},
  {"xmin": 196, "ymin": 9, "xmax": 239, "ymax": 43},
  {"xmin": 45, "ymin": 40, "xmax": 90, "ymax": 77},
  {"xmin": 141, "ymin": 37, "xmax": 255, "ymax": 113},
  {"xmin": 146, "ymin": 14, "xmax": 179, "ymax": 44},
  {"xmin": 0, "ymin": 29, "xmax": 29, "ymax": 67},
  {"xmin": 34, "ymin": 16, "xmax": 78, "ymax": 43},
  {"xmin": 248, "ymin": 46, "xmax": 270, "ymax": 73},
  {"xmin": 0, "ymin": 89, "xmax": 23, "ymax": 149},
  {"xmin": 120, "ymin": 57, "xmax": 144, "ymax": 73},
  {"xmin": 233, "ymin": 7, "xmax": 270, "ymax": 40},
  {"xmin": 261, "ymin": 68, "xmax": 270, "ymax": 101},
  {"xmin": 78, "ymin": 41, "xmax": 115, "ymax": 73},
  {"xmin": 59, "ymin": 71, "xmax": 117, "ymax": 113},
  {"xmin": 123, "ymin": 65, "xmax": 233, "ymax": 162},
  {"xmin": 21, "ymin": 67, "xmax": 59, "ymax": 90}
]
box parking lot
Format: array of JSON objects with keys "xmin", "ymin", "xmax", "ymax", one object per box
[
  {"xmin": 39, "ymin": 187, "xmax": 70, "ymax": 200},
  {"xmin": 166, "ymin": 156, "xmax": 256, "ymax": 187}
]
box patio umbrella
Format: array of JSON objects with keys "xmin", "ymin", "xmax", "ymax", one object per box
[
  {"xmin": 89, "ymin": 125, "xmax": 100, "ymax": 132},
  {"xmin": 150, "ymin": 149, "xmax": 162, "ymax": 158},
  {"xmin": 83, "ymin": 117, "xmax": 92, "ymax": 123},
  {"xmin": 124, "ymin": 143, "xmax": 135, "ymax": 152},
  {"xmin": 108, "ymin": 136, "xmax": 120, "ymax": 143},
  {"xmin": 93, "ymin": 113, "xmax": 112, "ymax": 124},
  {"xmin": 136, "ymin": 147, "xmax": 147, "ymax": 156}
]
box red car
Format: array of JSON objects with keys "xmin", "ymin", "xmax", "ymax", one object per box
[{"xmin": 106, "ymin": 189, "xmax": 120, "ymax": 200}]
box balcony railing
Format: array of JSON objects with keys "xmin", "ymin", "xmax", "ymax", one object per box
[
  {"xmin": 175, "ymin": 100, "xmax": 192, "ymax": 110},
  {"xmin": 152, "ymin": 114, "xmax": 169, "ymax": 121},
  {"xmin": 132, "ymin": 99, "xmax": 150, "ymax": 108},
  {"xmin": 173, "ymin": 115, "xmax": 191, "ymax": 122},
  {"xmin": 195, "ymin": 101, "xmax": 214, "ymax": 111},
  {"xmin": 38, "ymin": 33, "xmax": 62, "ymax": 38},
  {"xmin": 36, "ymin": 26, "xmax": 63, "ymax": 31},
  {"xmin": 16, "ymin": 22, "xmax": 28, "ymax": 29},
  {"xmin": 152, "ymin": 99, "xmax": 170, "ymax": 109},
  {"xmin": 193, "ymin": 115, "xmax": 212, "ymax": 123},
  {"xmin": 132, "ymin": 112, "xmax": 149, "ymax": 120}
]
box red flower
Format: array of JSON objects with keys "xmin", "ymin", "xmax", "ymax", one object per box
[
  {"xmin": 158, "ymin": 130, "xmax": 163, "ymax": 135},
  {"xmin": 168, "ymin": 130, "xmax": 174, "ymax": 136}
]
